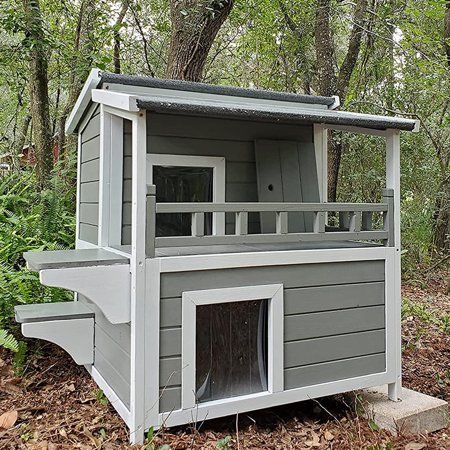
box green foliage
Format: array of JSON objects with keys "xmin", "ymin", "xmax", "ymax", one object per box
[
  {"xmin": 95, "ymin": 388, "xmax": 109, "ymax": 406},
  {"xmin": 12, "ymin": 340, "xmax": 27, "ymax": 375},
  {"xmin": 0, "ymin": 328, "xmax": 19, "ymax": 352},
  {"xmin": 0, "ymin": 162, "xmax": 76, "ymax": 329},
  {"xmin": 216, "ymin": 436, "xmax": 232, "ymax": 449}
]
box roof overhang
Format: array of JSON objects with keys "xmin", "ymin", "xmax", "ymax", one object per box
[
  {"xmin": 90, "ymin": 89, "xmax": 419, "ymax": 133},
  {"xmin": 66, "ymin": 69, "xmax": 419, "ymax": 134},
  {"xmin": 65, "ymin": 69, "xmax": 102, "ymax": 134}
]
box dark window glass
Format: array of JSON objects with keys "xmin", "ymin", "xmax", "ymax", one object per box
[
  {"xmin": 153, "ymin": 166, "xmax": 213, "ymax": 237},
  {"xmin": 195, "ymin": 299, "xmax": 268, "ymax": 403}
]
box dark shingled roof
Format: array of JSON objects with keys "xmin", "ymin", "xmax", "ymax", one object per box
[
  {"xmin": 100, "ymin": 72, "xmax": 337, "ymax": 108},
  {"xmin": 136, "ymin": 99, "xmax": 417, "ymax": 132}
]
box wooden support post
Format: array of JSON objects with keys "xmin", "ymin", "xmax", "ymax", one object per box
[
  {"xmin": 130, "ymin": 110, "xmax": 147, "ymax": 443},
  {"xmin": 235, "ymin": 211, "xmax": 248, "ymax": 235},
  {"xmin": 382, "ymin": 188, "xmax": 395, "ymax": 247},
  {"xmin": 314, "ymin": 211, "xmax": 326, "ymax": 233},
  {"xmin": 191, "ymin": 212, "xmax": 205, "ymax": 237},
  {"xmin": 386, "ymin": 130, "xmax": 402, "ymax": 402},
  {"xmin": 276, "ymin": 212, "xmax": 288, "ymax": 234},
  {"xmin": 145, "ymin": 185, "xmax": 156, "ymax": 258}
]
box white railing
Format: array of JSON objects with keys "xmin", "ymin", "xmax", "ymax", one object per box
[{"xmin": 145, "ymin": 187, "xmax": 394, "ymax": 256}]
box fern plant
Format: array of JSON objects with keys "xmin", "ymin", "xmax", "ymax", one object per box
[{"xmin": 0, "ymin": 329, "xmax": 19, "ymax": 352}]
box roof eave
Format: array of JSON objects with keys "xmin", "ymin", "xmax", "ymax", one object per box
[{"xmin": 65, "ymin": 68, "xmax": 102, "ymax": 135}]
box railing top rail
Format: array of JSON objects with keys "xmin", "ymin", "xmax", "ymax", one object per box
[{"xmin": 155, "ymin": 202, "xmax": 388, "ymax": 214}]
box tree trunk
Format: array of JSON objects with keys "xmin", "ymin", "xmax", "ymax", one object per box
[
  {"xmin": 315, "ymin": 0, "xmax": 367, "ymax": 201},
  {"xmin": 114, "ymin": 0, "xmax": 129, "ymax": 74},
  {"xmin": 23, "ymin": 0, "xmax": 53, "ymax": 188},
  {"xmin": 433, "ymin": 181, "xmax": 449, "ymax": 253},
  {"xmin": 13, "ymin": 115, "xmax": 31, "ymax": 171},
  {"xmin": 166, "ymin": 0, "xmax": 234, "ymax": 81},
  {"xmin": 57, "ymin": 0, "xmax": 99, "ymax": 159},
  {"xmin": 314, "ymin": 0, "xmax": 336, "ymax": 97}
]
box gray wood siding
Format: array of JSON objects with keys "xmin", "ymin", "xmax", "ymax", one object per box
[
  {"xmin": 78, "ymin": 295, "xmax": 131, "ymax": 408},
  {"xmin": 122, "ymin": 120, "xmax": 132, "ymax": 244},
  {"xmin": 79, "ymin": 105, "xmax": 100, "ymax": 244},
  {"xmin": 158, "ymin": 260, "xmax": 386, "ymax": 413},
  {"xmin": 121, "ymin": 114, "xmax": 316, "ymax": 243}
]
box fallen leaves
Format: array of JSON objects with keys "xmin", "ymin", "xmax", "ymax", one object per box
[{"xmin": 0, "ymin": 410, "xmax": 18, "ymax": 429}]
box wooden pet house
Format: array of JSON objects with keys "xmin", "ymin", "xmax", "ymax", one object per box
[{"xmin": 15, "ymin": 69, "xmax": 419, "ymax": 443}]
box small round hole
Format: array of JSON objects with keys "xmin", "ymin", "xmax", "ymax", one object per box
[{"xmin": 268, "ymin": 184, "xmax": 274, "ymax": 191}]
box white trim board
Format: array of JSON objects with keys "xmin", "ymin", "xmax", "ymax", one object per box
[
  {"xmin": 146, "ymin": 153, "xmax": 226, "ymax": 235},
  {"xmin": 89, "ymin": 366, "xmax": 131, "ymax": 426},
  {"xmin": 159, "ymin": 246, "xmax": 388, "ymax": 273},
  {"xmin": 181, "ymin": 284, "xmax": 284, "ymax": 409},
  {"xmin": 159, "ymin": 370, "xmax": 395, "ymax": 428}
]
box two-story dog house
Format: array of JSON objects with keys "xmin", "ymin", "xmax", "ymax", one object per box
[{"xmin": 15, "ymin": 69, "xmax": 418, "ymax": 443}]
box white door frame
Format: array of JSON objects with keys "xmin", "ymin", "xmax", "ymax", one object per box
[{"xmin": 181, "ymin": 283, "xmax": 284, "ymax": 409}]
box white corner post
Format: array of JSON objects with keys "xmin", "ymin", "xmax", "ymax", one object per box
[
  {"xmin": 386, "ymin": 129, "xmax": 402, "ymax": 401},
  {"xmin": 98, "ymin": 106, "xmax": 124, "ymax": 248},
  {"xmin": 129, "ymin": 109, "xmax": 148, "ymax": 444}
]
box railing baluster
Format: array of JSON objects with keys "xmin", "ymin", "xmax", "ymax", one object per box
[
  {"xmin": 314, "ymin": 211, "xmax": 326, "ymax": 233},
  {"xmin": 362, "ymin": 211, "xmax": 373, "ymax": 231},
  {"xmin": 276, "ymin": 212, "xmax": 288, "ymax": 234},
  {"xmin": 145, "ymin": 184, "xmax": 156, "ymax": 258},
  {"xmin": 339, "ymin": 211, "xmax": 350, "ymax": 230},
  {"xmin": 349, "ymin": 211, "xmax": 362, "ymax": 232},
  {"xmin": 235, "ymin": 211, "xmax": 248, "ymax": 235},
  {"xmin": 191, "ymin": 212, "xmax": 205, "ymax": 237}
]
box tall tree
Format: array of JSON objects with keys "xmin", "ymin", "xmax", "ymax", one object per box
[
  {"xmin": 166, "ymin": 0, "xmax": 234, "ymax": 81},
  {"xmin": 22, "ymin": 0, "xmax": 52, "ymax": 188},
  {"xmin": 114, "ymin": 0, "xmax": 129, "ymax": 74},
  {"xmin": 314, "ymin": 0, "xmax": 368, "ymax": 201},
  {"xmin": 56, "ymin": 0, "xmax": 100, "ymax": 158}
]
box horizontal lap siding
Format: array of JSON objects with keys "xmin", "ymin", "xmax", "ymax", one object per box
[
  {"xmin": 78, "ymin": 295, "xmax": 131, "ymax": 408},
  {"xmin": 122, "ymin": 121, "xmax": 132, "ymax": 244},
  {"xmin": 79, "ymin": 106, "xmax": 100, "ymax": 244},
  {"xmin": 158, "ymin": 261, "xmax": 386, "ymax": 413}
]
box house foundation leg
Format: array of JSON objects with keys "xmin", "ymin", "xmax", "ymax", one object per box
[{"xmin": 388, "ymin": 378, "xmax": 402, "ymax": 402}]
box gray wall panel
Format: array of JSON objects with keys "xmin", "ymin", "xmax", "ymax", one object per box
[
  {"xmin": 284, "ymin": 305, "xmax": 385, "ymax": 341},
  {"xmin": 160, "ymin": 261, "xmax": 385, "ymax": 298},
  {"xmin": 81, "ymin": 112, "xmax": 100, "ymax": 143},
  {"xmin": 160, "ymin": 328, "xmax": 181, "ymax": 357},
  {"xmin": 79, "ymin": 223, "xmax": 98, "ymax": 243},
  {"xmin": 284, "ymin": 329, "xmax": 386, "ymax": 368},
  {"xmin": 94, "ymin": 349, "xmax": 130, "ymax": 408},
  {"xmin": 95, "ymin": 325, "xmax": 130, "ymax": 384},
  {"xmin": 284, "ymin": 282, "xmax": 385, "ymax": 315},
  {"xmin": 284, "ymin": 353, "xmax": 386, "ymax": 390},
  {"xmin": 80, "ymin": 181, "xmax": 99, "ymax": 203},
  {"xmin": 159, "ymin": 386, "xmax": 181, "ymax": 412},
  {"xmin": 81, "ymin": 136, "xmax": 100, "ymax": 163},
  {"xmin": 79, "ymin": 105, "xmax": 100, "ymax": 244},
  {"xmin": 79, "ymin": 203, "xmax": 99, "ymax": 226},
  {"xmin": 158, "ymin": 260, "xmax": 386, "ymax": 410},
  {"xmin": 160, "ymin": 357, "xmax": 182, "ymax": 387},
  {"xmin": 80, "ymin": 159, "xmax": 100, "ymax": 183}
]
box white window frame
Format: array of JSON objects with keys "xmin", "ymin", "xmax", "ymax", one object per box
[
  {"xmin": 146, "ymin": 154, "xmax": 226, "ymax": 235},
  {"xmin": 181, "ymin": 283, "xmax": 284, "ymax": 410}
]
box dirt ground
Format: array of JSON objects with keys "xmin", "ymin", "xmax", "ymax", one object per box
[{"xmin": 0, "ymin": 273, "xmax": 449, "ymax": 449}]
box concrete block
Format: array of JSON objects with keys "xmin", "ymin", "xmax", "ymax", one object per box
[{"xmin": 357, "ymin": 385, "xmax": 449, "ymax": 435}]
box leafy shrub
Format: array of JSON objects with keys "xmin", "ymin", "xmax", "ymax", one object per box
[{"xmin": 0, "ymin": 161, "xmax": 76, "ymax": 332}]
